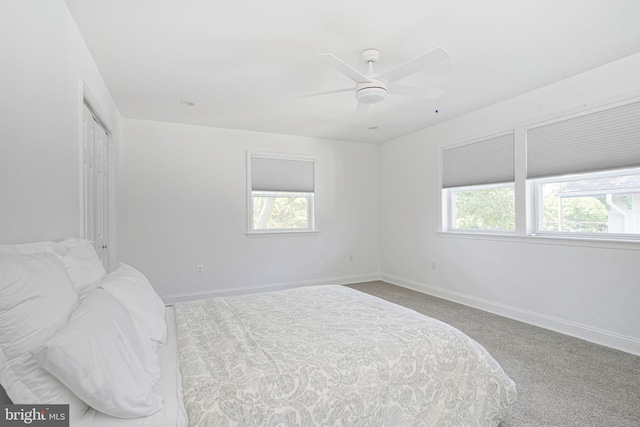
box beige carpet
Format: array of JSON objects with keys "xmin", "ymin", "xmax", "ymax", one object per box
[{"xmin": 347, "ymin": 281, "xmax": 640, "ymax": 427}]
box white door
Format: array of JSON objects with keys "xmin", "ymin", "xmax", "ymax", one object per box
[
  {"xmin": 83, "ymin": 104, "xmax": 109, "ymax": 269},
  {"xmin": 82, "ymin": 105, "xmax": 95, "ymax": 243}
]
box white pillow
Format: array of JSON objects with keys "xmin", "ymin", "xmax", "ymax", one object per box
[
  {"xmin": 0, "ymin": 253, "xmax": 89, "ymax": 422},
  {"xmin": 52, "ymin": 238, "xmax": 106, "ymax": 297},
  {"xmin": 0, "ymin": 238, "xmax": 106, "ymax": 297},
  {"xmin": 100, "ymin": 263, "xmax": 167, "ymax": 345},
  {"xmin": 31, "ymin": 289, "xmax": 164, "ymax": 419}
]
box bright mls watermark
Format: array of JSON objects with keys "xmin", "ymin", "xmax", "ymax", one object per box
[{"xmin": 1, "ymin": 405, "xmax": 69, "ymax": 426}]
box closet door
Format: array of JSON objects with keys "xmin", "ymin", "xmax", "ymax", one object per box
[
  {"xmin": 83, "ymin": 104, "xmax": 109, "ymax": 269},
  {"xmin": 94, "ymin": 122, "xmax": 109, "ymax": 267},
  {"xmin": 82, "ymin": 105, "xmax": 96, "ymax": 242}
]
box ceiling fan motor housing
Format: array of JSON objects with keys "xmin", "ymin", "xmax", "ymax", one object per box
[{"xmin": 356, "ymin": 79, "xmax": 387, "ymax": 104}]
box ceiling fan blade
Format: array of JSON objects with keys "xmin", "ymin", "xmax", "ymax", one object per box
[
  {"xmin": 355, "ymin": 102, "xmax": 370, "ymax": 114},
  {"xmin": 387, "ymin": 83, "xmax": 444, "ymax": 99},
  {"xmin": 317, "ymin": 53, "xmax": 372, "ymax": 83},
  {"xmin": 295, "ymin": 88, "xmax": 353, "ymax": 99},
  {"xmin": 379, "ymin": 47, "xmax": 450, "ymax": 84}
]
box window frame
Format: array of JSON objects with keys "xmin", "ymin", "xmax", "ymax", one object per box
[
  {"xmin": 246, "ymin": 151, "xmax": 317, "ymax": 237},
  {"xmin": 440, "ymin": 131, "xmax": 516, "ymax": 236}
]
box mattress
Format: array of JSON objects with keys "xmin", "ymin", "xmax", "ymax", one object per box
[{"xmin": 174, "ymin": 285, "xmax": 517, "ymax": 426}]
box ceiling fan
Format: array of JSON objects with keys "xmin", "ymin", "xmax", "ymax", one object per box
[{"xmin": 303, "ymin": 47, "xmax": 450, "ymax": 113}]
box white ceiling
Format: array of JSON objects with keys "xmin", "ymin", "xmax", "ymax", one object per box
[{"xmin": 65, "ymin": 0, "xmax": 640, "ymax": 144}]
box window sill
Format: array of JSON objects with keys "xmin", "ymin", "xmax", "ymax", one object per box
[
  {"xmin": 437, "ymin": 230, "xmax": 640, "ymax": 251},
  {"xmin": 245, "ymin": 230, "xmax": 319, "ymax": 238}
]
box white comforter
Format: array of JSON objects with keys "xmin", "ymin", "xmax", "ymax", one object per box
[{"xmin": 174, "ymin": 285, "xmax": 516, "ymax": 426}]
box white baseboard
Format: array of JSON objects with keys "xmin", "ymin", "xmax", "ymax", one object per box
[
  {"xmin": 381, "ymin": 273, "xmax": 640, "ymax": 356},
  {"xmin": 161, "ymin": 273, "xmax": 381, "ymax": 305}
]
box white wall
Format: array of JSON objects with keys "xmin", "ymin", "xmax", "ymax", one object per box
[
  {"xmin": 119, "ymin": 119, "xmax": 380, "ymax": 302},
  {"xmin": 380, "ymin": 53, "xmax": 640, "ymax": 355},
  {"xmin": 0, "ymin": 0, "xmax": 122, "ymax": 248}
]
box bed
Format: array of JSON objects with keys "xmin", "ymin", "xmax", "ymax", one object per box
[
  {"xmin": 0, "ymin": 239, "xmax": 516, "ymax": 426},
  {"xmin": 174, "ymin": 285, "xmax": 516, "ymax": 426}
]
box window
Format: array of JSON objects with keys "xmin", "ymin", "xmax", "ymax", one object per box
[
  {"xmin": 442, "ymin": 133, "xmax": 515, "ymax": 232},
  {"xmin": 248, "ymin": 152, "xmax": 315, "ymax": 234},
  {"xmin": 252, "ymin": 191, "xmax": 314, "ymax": 230},
  {"xmin": 527, "ymin": 99, "xmax": 640, "ymax": 239},
  {"xmin": 535, "ymin": 169, "xmax": 640, "ymax": 236},
  {"xmin": 441, "ymin": 98, "xmax": 640, "ymax": 242},
  {"xmin": 449, "ymin": 183, "xmax": 515, "ymax": 232}
]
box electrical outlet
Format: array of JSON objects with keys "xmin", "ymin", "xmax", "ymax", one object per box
[
  {"xmin": 431, "ymin": 261, "xmax": 437, "ymax": 270},
  {"xmin": 196, "ymin": 264, "xmax": 204, "ymax": 275}
]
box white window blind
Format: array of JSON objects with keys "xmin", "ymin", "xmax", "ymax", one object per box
[
  {"xmin": 442, "ymin": 133, "xmax": 514, "ymax": 188},
  {"xmin": 251, "ymin": 156, "xmax": 314, "ymax": 192},
  {"xmin": 526, "ymin": 100, "xmax": 640, "ymax": 179}
]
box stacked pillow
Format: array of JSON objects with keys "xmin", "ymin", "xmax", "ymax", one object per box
[
  {"xmin": 0, "ymin": 251, "xmax": 89, "ymax": 422},
  {"xmin": 0, "ymin": 239, "xmax": 166, "ymax": 421}
]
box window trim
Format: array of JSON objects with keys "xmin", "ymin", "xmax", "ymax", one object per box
[
  {"xmin": 246, "ymin": 151, "xmax": 317, "ymax": 236},
  {"xmin": 436, "ymin": 229, "xmax": 640, "ymax": 251}
]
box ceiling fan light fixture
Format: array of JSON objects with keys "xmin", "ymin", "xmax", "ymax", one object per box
[
  {"xmin": 356, "ymin": 87, "xmax": 386, "ymax": 104},
  {"xmin": 355, "ymin": 77, "xmax": 387, "ymax": 104}
]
